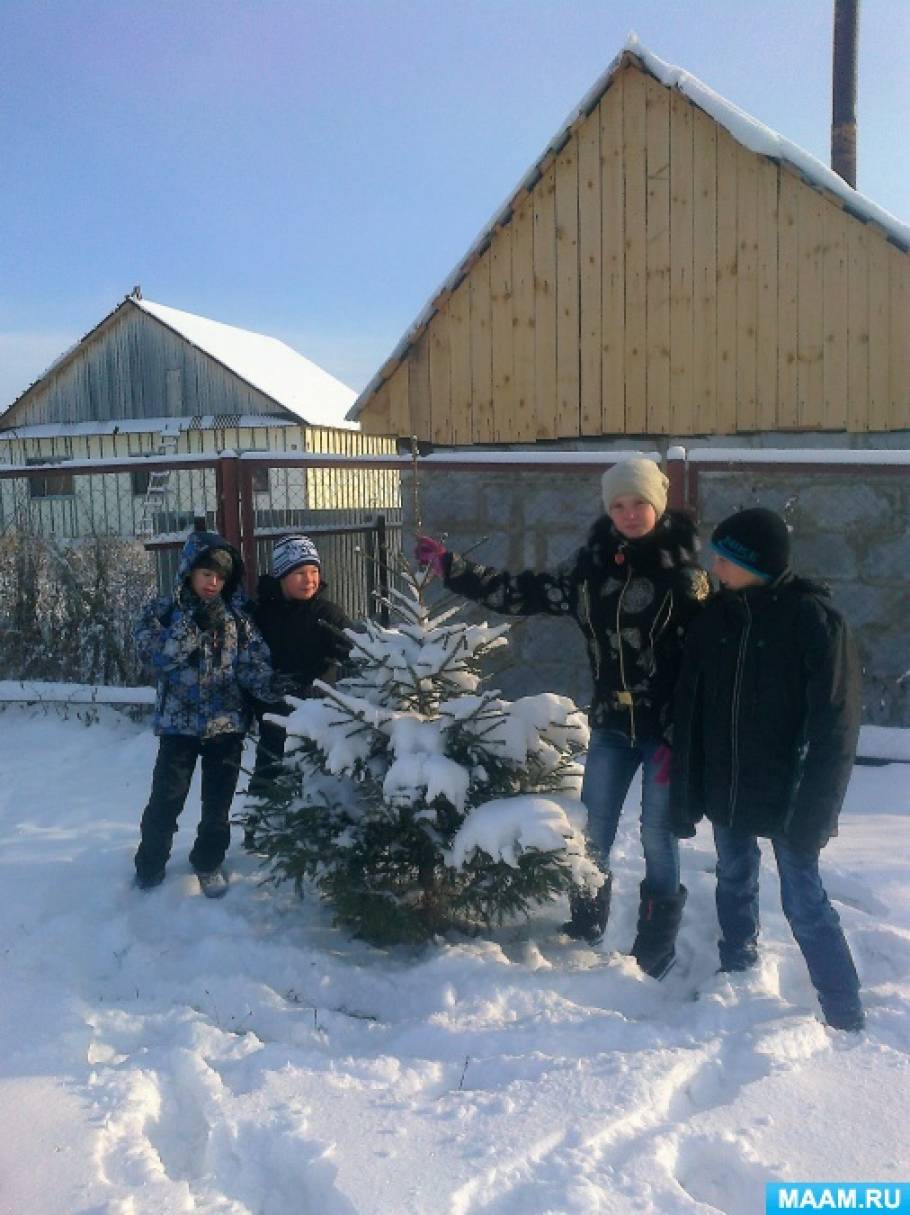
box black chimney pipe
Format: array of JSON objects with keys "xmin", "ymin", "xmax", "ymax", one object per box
[{"xmin": 831, "ymin": 0, "xmax": 859, "ymax": 187}]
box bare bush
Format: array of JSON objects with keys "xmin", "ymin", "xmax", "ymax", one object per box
[{"xmin": 0, "ymin": 528, "xmax": 155, "ymax": 685}]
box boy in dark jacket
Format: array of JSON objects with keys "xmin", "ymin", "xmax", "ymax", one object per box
[
  {"xmin": 245, "ymin": 535, "xmax": 352, "ymax": 817},
  {"xmin": 133, "ymin": 530, "xmax": 278, "ymax": 897},
  {"xmin": 671, "ymin": 508, "xmax": 864, "ymax": 1030}
]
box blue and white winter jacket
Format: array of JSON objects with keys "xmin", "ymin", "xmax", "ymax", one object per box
[{"xmin": 135, "ymin": 531, "xmax": 275, "ymax": 739}]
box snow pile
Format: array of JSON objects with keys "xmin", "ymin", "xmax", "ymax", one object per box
[{"xmin": 0, "ymin": 705, "xmax": 908, "ymax": 1213}]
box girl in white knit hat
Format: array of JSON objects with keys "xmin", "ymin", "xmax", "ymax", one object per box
[{"xmin": 416, "ymin": 457, "xmax": 709, "ymax": 977}]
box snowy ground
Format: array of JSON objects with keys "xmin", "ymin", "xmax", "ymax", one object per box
[{"xmin": 1, "ymin": 705, "xmax": 908, "ymax": 1215}]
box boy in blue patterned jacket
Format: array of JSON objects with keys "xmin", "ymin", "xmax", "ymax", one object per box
[{"xmin": 133, "ymin": 530, "xmax": 277, "ymax": 896}]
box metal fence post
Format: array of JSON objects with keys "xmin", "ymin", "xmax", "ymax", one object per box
[
  {"xmin": 216, "ymin": 455, "xmax": 242, "ymax": 551},
  {"xmin": 666, "ymin": 445, "xmax": 688, "ymax": 513},
  {"xmin": 237, "ymin": 462, "xmax": 258, "ymax": 595},
  {"xmin": 376, "ymin": 513, "xmax": 390, "ymax": 626}
]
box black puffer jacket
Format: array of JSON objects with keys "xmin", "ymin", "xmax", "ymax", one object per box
[
  {"xmin": 670, "ymin": 573, "xmax": 861, "ymax": 852},
  {"xmin": 444, "ymin": 511, "xmax": 710, "ymax": 743},
  {"xmin": 251, "ymin": 576, "xmax": 352, "ymax": 697}
]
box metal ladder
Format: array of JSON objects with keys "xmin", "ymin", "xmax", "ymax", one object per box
[{"xmin": 136, "ymin": 424, "xmax": 181, "ymax": 538}]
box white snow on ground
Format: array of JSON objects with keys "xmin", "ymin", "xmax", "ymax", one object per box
[{"xmin": 0, "ymin": 704, "xmax": 908, "ymax": 1215}]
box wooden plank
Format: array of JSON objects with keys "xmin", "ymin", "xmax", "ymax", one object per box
[
  {"xmin": 777, "ymin": 169, "xmax": 800, "ymax": 428},
  {"xmin": 755, "ymin": 158, "xmax": 779, "ymax": 430},
  {"xmin": 577, "ymin": 104, "xmax": 602, "ymax": 435},
  {"xmin": 867, "ymin": 231, "xmax": 890, "ymax": 431},
  {"xmin": 511, "ymin": 193, "xmax": 536, "ymax": 441},
  {"xmin": 448, "ymin": 277, "xmax": 472, "ymax": 445},
  {"xmin": 623, "ymin": 67, "xmax": 648, "ymax": 433},
  {"xmin": 889, "ymin": 245, "xmax": 910, "ymax": 430},
  {"xmin": 669, "ymin": 90, "xmax": 693, "ymax": 435},
  {"xmin": 409, "ymin": 332, "xmax": 432, "ymax": 442},
  {"xmin": 555, "ymin": 142, "xmax": 580, "ymax": 437},
  {"xmin": 490, "ymin": 224, "xmax": 515, "ymax": 443},
  {"xmin": 638, "ymin": 75, "xmax": 671, "ymax": 435},
  {"xmin": 735, "ymin": 146, "xmax": 758, "ymax": 431},
  {"xmin": 821, "ymin": 201, "xmax": 849, "ymax": 430},
  {"xmin": 846, "ymin": 221, "xmax": 869, "ymax": 431},
  {"xmin": 366, "ymin": 381, "xmax": 391, "ymax": 435},
  {"xmin": 470, "ymin": 247, "xmax": 494, "ymax": 443},
  {"xmin": 797, "ymin": 185, "xmax": 825, "ymax": 428},
  {"xmin": 691, "ymin": 106, "xmax": 717, "ymax": 434},
  {"xmin": 428, "ymin": 305, "xmax": 453, "ymax": 445},
  {"xmin": 645, "ymin": 76, "xmax": 671, "ymax": 434},
  {"xmin": 534, "ymin": 162, "xmax": 558, "ymax": 440},
  {"xmin": 715, "ymin": 127, "xmax": 738, "ymax": 433},
  {"xmin": 386, "ymin": 363, "xmax": 410, "ymax": 438},
  {"xmin": 601, "ymin": 76, "xmax": 625, "ymax": 433}
]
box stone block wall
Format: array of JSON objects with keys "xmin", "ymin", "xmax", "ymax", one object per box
[{"xmin": 403, "ymin": 454, "xmax": 910, "ymax": 726}]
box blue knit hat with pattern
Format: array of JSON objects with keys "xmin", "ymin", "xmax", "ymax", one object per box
[{"xmin": 271, "ymin": 534, "xmax": 321, "ymax": 579}]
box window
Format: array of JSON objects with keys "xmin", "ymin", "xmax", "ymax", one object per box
[
  {"xmin": 251, "ymin": 466, "xmax": 270, "ymax": 494},
  {"xmin": 131, "ymin": 469, "xmax": 152, "ymax": 496},
  {"xmin": 27, "ymin": 457, "xmax": 74, "ymax": 498}
]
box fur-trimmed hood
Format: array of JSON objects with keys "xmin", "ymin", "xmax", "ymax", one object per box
[{"xmin": 584, "ymin": 509, "xmax": 701, "ymax": 574}]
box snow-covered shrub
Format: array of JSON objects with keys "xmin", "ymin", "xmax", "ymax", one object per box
[
  {"xmin": 247, "ymin": 563, "xmax": 603, "ymax": 945},
  {"xmin": 0, "ymin": 527, "xmax": 154, "ymax": 685}
]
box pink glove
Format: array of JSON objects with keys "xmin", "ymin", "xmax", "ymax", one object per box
[
  {"xmin": 652, "ymin": 743, "xmax": 672, "ymax": 786},
  {"xmin": 414, "ymin": 535, "xmax": 447, "ymax": 578}
]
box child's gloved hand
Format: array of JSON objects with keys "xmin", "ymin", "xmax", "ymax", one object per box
[
  {"xmin": 414, "ymin": 535, "xmax": 447, "ymax": 578},
  {"xmin": 652, "ymin": 743, "xmax": 672, "ymax": 786},
  {"xmin": 192, "ymin": 596, "xmax": 226, "ymax": 632}
]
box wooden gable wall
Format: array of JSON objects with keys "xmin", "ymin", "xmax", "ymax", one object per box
[
  {"xmin": 361, "ymin": 63, "xmax": 910, "ymax": 442},
  {"xmin": 3, "ymin": 303, "xmax": 292, "ymax": 429}
]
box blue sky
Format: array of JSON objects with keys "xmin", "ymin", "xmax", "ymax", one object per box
[{"xmin": 2, "ymin": 0, "xmax": 907, "ymax": 409}]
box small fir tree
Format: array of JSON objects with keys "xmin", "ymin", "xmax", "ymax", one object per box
[{"xmin": 247, "ymin": 561, "xmax": 603, "ymax": 945}]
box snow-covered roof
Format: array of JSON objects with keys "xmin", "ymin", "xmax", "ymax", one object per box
[
  {"xmin": 0, "ymin": 298, "xmax": 358, "ymax": 432},
  {"xmin": 348, "ymin": 34, "xmax": 910, "ymax": 422},
  {"xmin": 135, "ymin": 299, "xmax": 357, "ymax": 429}
]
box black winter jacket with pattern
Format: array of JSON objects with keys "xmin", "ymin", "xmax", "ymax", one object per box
[
  {"xmin": 444, "ymin": 510, "xmax": 710, "ymax": 743},
  {"xmin": 670, "ymin": 572, "xmax": 861, "ymax": 852}
]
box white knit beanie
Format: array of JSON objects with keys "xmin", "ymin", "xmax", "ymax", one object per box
[
  {"xmin": 271, "ymin": 534, "xmax": 321, "ymax": 579},
  {"xmin": 600, "ymin": 458, "xmax": 669, "ymax": 516}
]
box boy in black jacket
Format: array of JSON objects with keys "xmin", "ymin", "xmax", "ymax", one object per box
[
  {"xmin": 671, "ymin": 508, "xmax": 864, "ymax": 1031},
  {"xmin": 244, "ymin": 535, "xmax": 351, "ymax": 836}
]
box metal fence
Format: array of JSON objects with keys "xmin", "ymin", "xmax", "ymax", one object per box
[{"xmin": 0, "ymin": 451, "xmax": 406, "ymax": 624}]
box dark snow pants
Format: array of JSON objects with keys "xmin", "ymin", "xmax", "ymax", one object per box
[{"xmin": 134, "ymin": 733, "xmax": 243, "ymax": 878}]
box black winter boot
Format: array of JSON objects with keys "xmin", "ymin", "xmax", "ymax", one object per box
[
  {"xmin": 631, "ymin": 882, "xmax": 687, "ymax": 979},
  {"xmin": 562, "ymin": 874, "xmax": 612, "ymax": 943}
]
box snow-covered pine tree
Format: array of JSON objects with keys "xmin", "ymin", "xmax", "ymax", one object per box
[{"xmin": 247, "ymin": 561, "xmax": 603, "ymax": 945}]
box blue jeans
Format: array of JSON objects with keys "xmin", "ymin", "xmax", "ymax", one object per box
[
  {"xmin": 581, "ymin": 728, "xmax": 679, "ymax": 895},
  {"xmin": 713, "ymin": 824, "xmax": 862, "ymax": 1022}
]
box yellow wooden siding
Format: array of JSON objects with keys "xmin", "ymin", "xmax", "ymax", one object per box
[
  {"xmin": 691, "ymin": 105, "xmax": 717, "ymax": 433},
  {"xmin": 777, "ymin": 169, "xmax": 800, "ymax": 428},
  {"xmin": 847, "ymin": 222, "xmax": 870, "ymax": 431},
  {"xmin": 755, "ymin": 158, "xmax": 779, "ymax": 429},
  {"xmin": 715, "ymin": 127, "xmax": 738, "ymax": 434},
  {"xmin": 387, "ymin": 362, "xmax": 410, "ymax": 437},
  {"xmin": 555, "ymin": 141, "xmax": 581, "ymax": 437},
  {"xmin": 470, "ymin": 247, "xmax": 494, "ymax": 443},
  {"xmin": 577, "ymin": 105, "xmax": 602, "ymax": 434},
  {"xmin": 890, "ymin": 244, "xmax": 910, "ymax": 430},
  {"xmin": 511, "ymin": 192, "xmax": 536, "ymax": 442},
  {"xmin": 448, "ymin": 278, "xmax": 472, "ymax": 444},
  {"xmin": 822, "ymin": 200, "xmax": 849, "ymax": 430},
  {"xmin": 645, "ymin": 75, "xmax": 671, "ymax": 434},
  {"xmin": 669, "ymin": 90, "xmax": 693, "ymax": 435},
  {"xmin": 600, "ymin": 78, "xmax": 625, "ymax": 433},
  {"xmin": 867, "ymin": 231, "xmax": 891, "ymax": 431},
  {"xmin": 623, "ymin": 68, "xmax": 648, "ymax": 432},
  {"xmin": 490, "ymin": 222, "xmax": 515, "ymax": 442},
  {"xmin": 355, "ymin": 63, "xmax": 909, "ymax": 441},
  {"xmin": 534, "ymin": 162, "xmax": 558, "ymax": 440}
]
